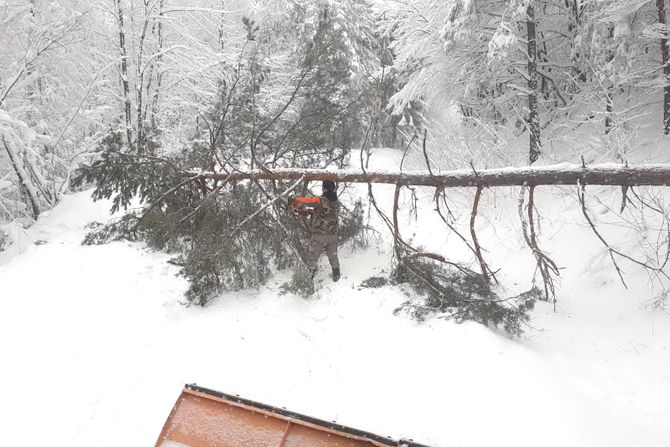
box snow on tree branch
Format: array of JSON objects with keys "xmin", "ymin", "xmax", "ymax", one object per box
[{"xmin": 190, "ymin": 163, "xmax": 670, "ymax": 188}]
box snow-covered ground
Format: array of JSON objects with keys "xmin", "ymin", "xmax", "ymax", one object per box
[{"xmin": 1, "ymin": 151, "xmax": 669, "ymax": 447}]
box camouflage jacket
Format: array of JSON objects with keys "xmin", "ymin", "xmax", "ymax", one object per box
[{"xmin": 293, "ymin": 195, "xmax": 339, "ymax": 235}]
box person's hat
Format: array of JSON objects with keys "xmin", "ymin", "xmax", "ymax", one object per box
[{"xmin": 322, "ymin": 180, "xmax": 336, "ymax": 191}]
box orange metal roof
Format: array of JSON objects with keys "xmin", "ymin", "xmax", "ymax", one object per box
[{"xmin": 156, "ymin": 384, "xmax": 429, "ymax": 447}]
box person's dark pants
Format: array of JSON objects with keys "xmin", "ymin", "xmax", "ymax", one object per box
[{"xmin": 307, "ymin": 233, "xmax": 339, "ymax": 271}]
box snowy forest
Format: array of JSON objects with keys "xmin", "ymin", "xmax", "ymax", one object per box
[{"xmin": 1, "ymin": 0, "xmax": 670, "ymax": 446}]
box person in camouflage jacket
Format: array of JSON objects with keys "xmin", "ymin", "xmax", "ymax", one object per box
[{"xmin": 289, "ymin": 180, "xmax": 340, "ymax": 282}]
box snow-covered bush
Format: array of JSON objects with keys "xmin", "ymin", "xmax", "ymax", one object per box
[{"xmin": 0, "ymin": 111, "xmax": 62, "ymax": 222}]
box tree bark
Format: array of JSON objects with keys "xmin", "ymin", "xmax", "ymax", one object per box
[
  {"xmin": 605, "ymin": 25, "xmax": 616, "ymax": 135},
  {"xmin": 526, "ymin": 2, "xmax": 542, "ymax": 164},
  {"xmin": 605, "ymin": 88, "xmax": 614, "ymax": 134},
  {"xmin": 658, "ymin": 0, "xmax": 670, "ymax": 134},
  {"xmin": 150, "ymin": 0, "xmax": 164, "ymax": 129},
  {"xmin": 2, "ymin": 133, "xmax": 41, "ymax": 219},
  {"xmin": 26, "ymin": 0, "xmax": 39, "ymax": 127},
  {"xmin": 191, "ymin": 163, "xmax": 670, "ymax": 188},
  {"xmin": 115, "ymin": 0, "xmax": 133, "ymax": 149}
]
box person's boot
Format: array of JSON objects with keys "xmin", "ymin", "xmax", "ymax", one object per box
[{"xmin": 332, "ymin": 267, "xmax": 340, "ymax": 282}]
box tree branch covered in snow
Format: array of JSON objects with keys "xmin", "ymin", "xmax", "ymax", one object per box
[{"xmin": 189, "ymin": 163, "xmax": 670, "ymax": 187}]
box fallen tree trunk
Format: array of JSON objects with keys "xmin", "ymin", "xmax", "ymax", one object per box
[{"xmin": 192, "ymin": 163, "xmax": 670, "ymax": 187}]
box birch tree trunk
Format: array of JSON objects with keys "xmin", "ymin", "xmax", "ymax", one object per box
[
  {"xmin": 605, "ymin": 26, "xmax": 616, "ymax": 135},
  {"xmin": 658, "ymin": 0, "xmax": 670, "ymax": 134},
  {"xmin": 526, "ymin": 2, "xmax": 542, "ymax": 164},
  {"xmin": 605, "ymin": 89, "xmax": 614, "ymax": 135},
  {"xmin": 135, "ymin": 0, "xmax": 153, "ymax": 151},
  {"xmin": 149, "ymin": 0, "xmax": 164, "ymax": 129},
  {"xmin": 115, "ymin": 0, "xmax": 133, "ymax": 149},
  {"xmin": 26, "ymin": 0, "xmax": 39, "ymax": 127}
]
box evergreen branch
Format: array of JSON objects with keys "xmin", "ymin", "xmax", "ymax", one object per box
[
  {"xmin": 134, "ymin": 174, "xmax": 203, "ymax": 230},
  {"xmin": 229, "ymin": 175, "xmax": 306, "ymax": 236}
]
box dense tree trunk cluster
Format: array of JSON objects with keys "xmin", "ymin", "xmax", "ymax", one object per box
[{"xmin": 385, "ymin": 0, "xmax": 670, "ymax": 163}]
